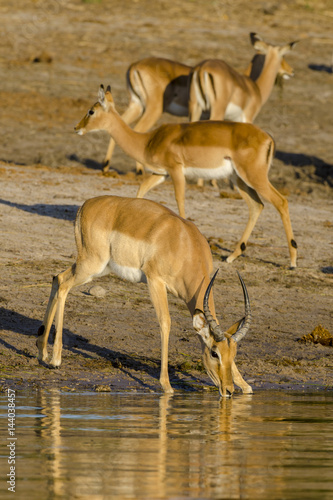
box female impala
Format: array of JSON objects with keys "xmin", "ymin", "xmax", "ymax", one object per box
[
  {"xmin": 189, "ymin": 32, "xmax": 297, "ymax": 123},
  {"xmin": 37, "ymin": 195, "xmax": 252, "ymax": 397},
  {"xmin": 75, "ymin": 85, "xmax": 298, "ymax": 267}
]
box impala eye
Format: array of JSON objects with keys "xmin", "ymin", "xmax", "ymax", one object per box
[
  {"xmin": 88, "ymin": 109, "xmax": 95, "ymax": 116},
  {"xmin": 210, "ymin": 350, "xmax": 219, "ymax": 359}
]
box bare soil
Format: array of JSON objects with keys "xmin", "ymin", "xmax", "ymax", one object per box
[{"xmin": 0, "ymin": 0, "xmax": 332, "ymax": 395}]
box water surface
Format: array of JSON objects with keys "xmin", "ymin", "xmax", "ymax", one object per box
[{"xmin": 1, "ymin": 390, "xmax": 332, "ymax": 499}]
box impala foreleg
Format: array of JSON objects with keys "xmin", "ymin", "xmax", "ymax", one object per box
[
  {"xmin": 169, "ymin": 167, "xmax": 186, "ymax": 219},
  {"xmin": 136, "ymin": 173, "xmax": 167, "ymax": 199},
  {"xmin": 226, "ymin": 178, "xmax": 264, "ymax": 263},
  {"xmin": 231, "ymin": 361, "xmax": 253, "ymax": 394},
  {"xmin": 148, "ymin": 278, "xmax": 173, "ymax": 393},
  {"xmin": 102, "ymin": 138, "xmax": 117, "ymax": 173},
  {"xmin": 227, "ymin": 322, "xmax": 252, "ymax": 393}
]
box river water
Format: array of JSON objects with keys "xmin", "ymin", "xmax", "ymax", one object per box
[{"xmin": 1, "ymin": 389, "xmax": 332, "ymax": 499}]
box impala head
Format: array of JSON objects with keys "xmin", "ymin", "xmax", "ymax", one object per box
[
  {"xmin": 278, "ymin": 58, "xmax": 294, "ymax": 80},
  {"xmin": 74, "ymin": 84, "xmax": 114, "ymax": 135},
  {"xmin": 193, "ymin": 271, "xmax": 251, "ymax": 398},
  {"xmin": 249, "ymin": 32, "xmax": 298, "ymax": 82},
  {"xmin": 249, "ymin": 54, "xmax": 295, "ymax": 83}
]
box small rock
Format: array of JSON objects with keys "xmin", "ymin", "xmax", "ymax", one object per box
[{"xmin": 88, "ymin": 285, "xmax": 107, "ymax": 298}]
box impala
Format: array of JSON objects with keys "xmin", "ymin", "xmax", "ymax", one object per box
[
  {"xmin": 102, "ymin": 33, "xmax": 296, "ymax": 173},
  {"xmin": 189, "ymin": 32, "xmax": 297, "ymax": 122},
  {"xmin": 75, "ymin": 85, "xmax": 298, "ymax": 267},
  {"xmin": 37, "ymin": 195, "xmax": 252, "ymax": 397}
]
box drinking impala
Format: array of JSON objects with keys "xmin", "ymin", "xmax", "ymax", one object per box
[{"xmin": 37, "ymin": 195, "xmax": 252, "ymax": 397}]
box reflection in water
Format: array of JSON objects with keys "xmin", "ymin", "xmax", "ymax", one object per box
[
  {"xmin": 0, "ymin": 390, "xmax": 332, "ymax": 499},
  {"xmin": 36, "ymin": 389, "xmax": 63, "ymax": 498}
]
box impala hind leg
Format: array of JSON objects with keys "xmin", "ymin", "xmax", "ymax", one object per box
[
  {"xmin": 188, "ymin": 74, "xmax": 203, "ymax": 122},
  {"xmin": 103, "ymin": 101, "xmax": 143, "ymax": 172},
  {"xmin": 38, "ymin": 259, "xmax": 107, "ymax": 368},
  {"xmin": 188, "ymin": 98, "xmax": 202, "ymax": 123},
  {"xmin": 148, "ymin": 278, "xmax": 173, "ymax": 393},
  {"xmin": 226, "ymin": 178, "xmax": 264, "ymax": 263},
  {"xmin": 37, "ymin": 266, "xmax": 75, "ymax": 364},
  {"xmin": 49, "ymin": 269, "xmax": 78, "ymax": 367},
  {"xmin": 257, "ymin": 181, "xmax": 297, "ymax": 268},
  {"xmin": 208, "ymin": 100, "xmax": 229, "ymax": 121},
  {"xmin": 37, "ymin": 275, "xmax": 62, "ymax": 362}
]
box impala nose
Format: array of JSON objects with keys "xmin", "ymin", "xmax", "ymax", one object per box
[
  {"xmin": 226, "ymin": 385, "xmax": 234, "ymax": 397},
  {"xmin": 284, "ymin": 72, "xmax": 294, "ymax": 79},
  {"xmin": 74, "ymin": 125, "xmax": 83, "ymax": 135},
  {"xmin": 219, "ymin": 384, "xmax": 234, "ymax": 398}
]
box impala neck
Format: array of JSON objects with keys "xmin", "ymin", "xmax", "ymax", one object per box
[
  {"xmin": 254, "ymin": 51, "xmax": 282, "ymax": 106},
  {"xmin": 103, "ymin": 107, "xmax": 148, "ymax": 165}
]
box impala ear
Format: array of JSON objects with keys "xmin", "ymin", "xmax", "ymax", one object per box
[
  {"xmin": 98, "ymin": 84, "xmax": 105, "ymax": 102},
  {"xmin": 98, "ymin": 84, "xmax": 112, "ymax": 110},
  {"xmin": 104, "ymin": 85, "xmax": 114, "ymax": 103},
  {"xmin": 250, "ymin": 32, "xmax": 269, "ymax": 53},
  {"xmin": 280, "ymin": 40, "xmax": 298, "ymax": 56},
  {"xmin": 193, "ymin": 309, "xmax": 213, "ymax": 347},
  {"xmin": 225, "ymin": 318, "xmax": 245, "ymax": 336},
  {"xmin": 193, "ymin": 309, "xmax": 206, "ymax": 330}
]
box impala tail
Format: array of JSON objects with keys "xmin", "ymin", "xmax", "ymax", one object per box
[
  {"xmin": 126, "ymin": 64, "xmax": 148, "ymax": 109},
  {"xmin": 189, "ymin": 67, "xmax": 216, "ymax": 121}
]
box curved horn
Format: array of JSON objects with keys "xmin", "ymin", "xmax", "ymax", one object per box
[
  {"xmin": 203, "ymin": 270, "xmax": 225, "ymax": 342},
  {"xmin": 232, "ymin": 271, "xmax": 252, "ymax": 343}
]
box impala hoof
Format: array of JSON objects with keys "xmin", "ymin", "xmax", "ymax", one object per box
[
  {"xmin": 50, "ymin": 359, "xmax": 62, "ymax": 369},
  {"xmin": 226, "ymin": 255, "xmax": 236, "ymax": 264}
]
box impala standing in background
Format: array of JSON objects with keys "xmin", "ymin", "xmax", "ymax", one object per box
[
  {"xmin": 189, "ymin": 32, "xmax": 297, "ymax": 123},
  {"xmin": 75, "ymin": 85, "xmax": 298, "ymax": 267},
  {"xmin": 37, "ymin": 196, "xmax": 252, "ymax": 397},
  {"xmin": 102, "ymin": 33, "xmax": 296, "ymax": 174}
]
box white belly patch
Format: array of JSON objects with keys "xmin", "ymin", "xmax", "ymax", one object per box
[
  {"xmin": 108, "ymin": 261, "xmax": 147, "ymax": 284},
  {"xmin": 224, "ymin": 102, "xmax": 245, "ymax": 122},
  {"xmin": 106, "ymin": 232, "xmax": 148, "ymax": 284},
  {"xmin": 185, "ymin": 157, "xmax": 234, "ymax": 180}
]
